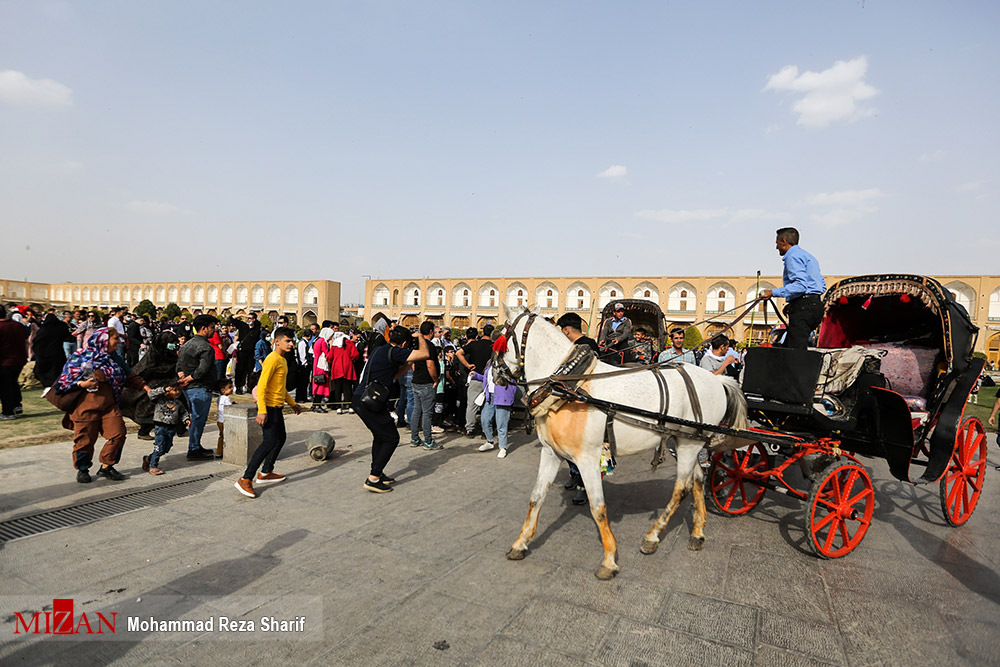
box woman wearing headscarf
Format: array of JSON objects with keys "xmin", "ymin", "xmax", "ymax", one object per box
[
  {"xmin": 330, "ymin": 330, "xmax": 360, "ymax": 413},
  {"xmin": 54, "ymin": 328, "xmax": 150, "ymax": 483},
  {"xmin": 32, "ymin": 313, "xmax": 71, "ymax": 395},
  {"xmin": 310, "ymin": 327, "xmax": 335, "ymax": 413},
  {"xmin": 121, "ymin": 330, "xmax": 182, "ymax": 441}
]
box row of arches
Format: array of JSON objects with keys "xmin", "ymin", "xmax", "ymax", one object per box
[
  {"xmin": 372, "ymin": 280, "xmax": 771, "ymax": 313},
  {"xmin": 54, "ymin": 283, "xmax": 321, "ymax": 308},
  {"xmin": 373, "ymin": 280, "xmax": 1000, "ymax": 319}
]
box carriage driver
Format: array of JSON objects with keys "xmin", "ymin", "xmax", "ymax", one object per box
[
  {"xmin": 760, "ymin": 227, "xmax": 826, "ymax": 350},
  {"xmin": 597, "ymin": 303, "xmax": 632, "ymax": 354}
]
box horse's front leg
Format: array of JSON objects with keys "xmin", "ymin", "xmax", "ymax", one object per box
[
  {"xmin": 641, "ymin": 438, "xmax": 700, "ymax": 555},
  {"xmin": 576, "ymin": 454, "xmax": 618, "ymax": 579},
  {"xmin": 507, "ymin": 444, "xmax": 561, "ymax": 560},
  {"xmin": 689, "ymin": 464, "xmax": 707, "ymax": 551}
]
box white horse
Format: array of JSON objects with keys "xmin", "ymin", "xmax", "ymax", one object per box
[{"xmin": 499, "ymin": 307, "xmax": 748, "ymax": 579}]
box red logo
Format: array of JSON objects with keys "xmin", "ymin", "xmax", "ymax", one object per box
[{"xmin": 13, "ymin": 599, "xmax": 116, "ymax": 635}]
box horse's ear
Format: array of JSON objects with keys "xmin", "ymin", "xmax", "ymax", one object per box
[
  {"xmin": 503, "ymin": 303, "xmax": 514, "ymax": 322},
  {"xmin": 529, "ymin": 303, "xmax": 541, "ymax": 316}
]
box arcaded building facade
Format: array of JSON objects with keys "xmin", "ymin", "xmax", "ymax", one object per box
[
  {"xmin": 365, "ymin": 275, "xmax": 1000, "ymax": 364},
  {"xmin": 3, "ymin": 279, "xmax": 341, "ymax": 327}
]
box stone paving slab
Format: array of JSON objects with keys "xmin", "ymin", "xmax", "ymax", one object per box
[{"xmin": 1, "ymin": 410, "xmax": 999, "ymax": 665}]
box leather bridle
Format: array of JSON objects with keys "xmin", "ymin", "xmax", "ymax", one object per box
[{"xmin": 491, "ymin": 309, "xmax": 537, "ymax": 387}]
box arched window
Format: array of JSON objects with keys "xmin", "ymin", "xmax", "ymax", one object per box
[
  {"xmin": 111, "ymin": 287, "xmax": 120, "ymax": 302},
  {"xmin": 267, "ymin": 285, "xmax": 281, "ymax": 305},
  {"xmin": 193, "ymin": 286, "xmax": 204, "ymax": 303},
  {"xmin": 285, "ymin": 285, "xmax": 298, "ymax": 305},
  {"xmin": 373, "ymin": 284, "xmax": 390, "ymax": 307},
  {"xmin": 251, "ymin": 285, "xmax": 264, "ymax": 304},
  {"xmin": 132, "ymin": 287, "xmax": 142, "ymax": 301},
  {"xmin": 667, "ymin": 283, "xmax": 696, "ymax": 312},
  {"xmin": 220, "ymin": 285, "xmax": 232, "ymax": 303},
  {"xmin": 167, "ymin": 286, "xmax": 178, "ymax": 303},
  {"xmin": 101, "ymin": 287, "xmax": 110, "ymax": 301},
  {"xmin": 235, "ymin": 286, "xmax": 248, "ymax": 304},
  {"xmin": 304, "ymin": 284, "xmax": 319, "ymax": 305},
  {"xmin": 155, "ymin": 286, "xmax": 166, "ymax": 303},
  {"xmin": 143, "ymin": 286, "xmax": 153, "ymax": 301},
  {"xmin": 73, "ymin": 287, "xmax": 81, "ymax": 302},
  {"xmin": 180, "ymin": 286, "xmax": 191, "ymax": 303},
  {"xmin": 206, "ymin": 285, "xmax": 218, "ymax": 303}
]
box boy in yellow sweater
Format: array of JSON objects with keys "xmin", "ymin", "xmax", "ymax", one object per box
[{"xmin": 235, "ymin": 327, "xmax": 302, "ymax": 498}]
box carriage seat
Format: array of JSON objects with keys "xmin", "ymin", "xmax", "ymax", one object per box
[{"xmin": 870, "ymin": 343, "xmax": 940, "ymax": 401}]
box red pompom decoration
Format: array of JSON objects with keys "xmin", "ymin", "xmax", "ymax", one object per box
[
  {"xmin": 838, "ymin": 296, "xmax": 849, "ymax": 305},
  {"xmin": 492, "ymin": 335, "xmax": 509, "ymax": 353},
  {"xmin": 899, "ymin": 294, "xmax": 911, "ymax": 303}
]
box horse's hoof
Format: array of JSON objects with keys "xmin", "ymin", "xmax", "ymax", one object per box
[
  {"xmin": 688, "ymin": 536, "xmax": 705, "ymax": 551},
  {"xmin": 595, "ymin": 565, "xmax": 619, "ymax": 580},
  {"xmin": 639, "ymin": 539, "xmax": 659, "ymax": 555},
  {"xmin": 506, "ymin": 547, "xmax": 527, "ymax": 560}
]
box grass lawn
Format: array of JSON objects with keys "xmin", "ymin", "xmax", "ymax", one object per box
[
  {"xmin": 964, "ymin": 384, "xmax": 998, "ymax": 432},
  {"xmin": 0, "ymin": 389, "xmax": 255, "ymax": 449}
]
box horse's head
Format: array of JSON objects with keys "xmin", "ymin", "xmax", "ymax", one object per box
[{"xmin": 491, "ymin": 304, "xmax": 537, "ymax": 384}]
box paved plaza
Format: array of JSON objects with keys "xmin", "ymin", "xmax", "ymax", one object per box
[{"xmin": 1, "ymin": 411, "xmax": 999, "ymax": 665}]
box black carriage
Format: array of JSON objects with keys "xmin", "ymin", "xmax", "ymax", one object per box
[
  {"xmin": 594, "ymin": 299, "xmax": 667, "ymax": 365},
  {"xmin": 711, "ymin": 274, "xmax": 987, "ymax": 557}
]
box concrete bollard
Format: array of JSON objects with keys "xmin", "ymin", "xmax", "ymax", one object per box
[{"xmin": 223, "ymin": 403, "xmax": 261, "ymax": 468}]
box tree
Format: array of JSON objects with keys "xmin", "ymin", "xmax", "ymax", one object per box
[
  {"xmin": 358, "ymin": 320, "xmax": 371, "ymax": 331},
  {"xmin": 684, "ymin": 326, "xmax": 704, "ymax": 350},
  {"xmin": 259, "ymin": 312, "xmax": 273, "ymax": 330},
  {"xmin": 163, "ymin": 302, "xmax": 182, "ymax": 320},
  {"xmin": 135, "ymin": 299, "xmax": 156, "ymax": 319}
]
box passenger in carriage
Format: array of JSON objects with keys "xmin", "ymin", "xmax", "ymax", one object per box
[
  {"xmin": 657, "ymin": 328, "xmax": 696, "ymax": 365},
  {"xmin": 631, "ymin": 328, "xmax": 654, "ymax": 364},
  {"xmin": 700, "ymin": 335, "xmax": 739, "ymax": 377},
  {"xmin": 597, "ymin": 302, "xmax": 632, "ymax": 355},
  {"xmin": 760, "ymin": 227, "xmax": 826, "ymax": 350},
  {"xmin": 556, "ymin": 313, "xmax": 599, "ymax": 353}
]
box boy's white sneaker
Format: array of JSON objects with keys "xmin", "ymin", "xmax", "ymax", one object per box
[
  {"xmin": 497, "ymin": 449, "xmax": 507, "ymax": 459},
  {"xmin": 478, "ymin": 442, "xmax": 495, "ymax": 452}
]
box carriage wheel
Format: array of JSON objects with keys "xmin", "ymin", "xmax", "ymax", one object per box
[
  {"xmin": 804, "ymin": 460, "xmax": 874, "ymax": 559},
  {"xmin": 939, "ymin": 417, "xmax": 987, "ymax": 527},
  {"xmin": 708, "ymin": 443, "xmax": 770, "ymax": 516}
]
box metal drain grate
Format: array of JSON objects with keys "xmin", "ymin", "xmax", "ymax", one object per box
[{"xmin": 0, "ymin": 475, "xmax": 215, "ymax": 543}]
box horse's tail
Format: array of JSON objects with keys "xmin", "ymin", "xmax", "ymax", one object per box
[{"xmin": 720, "ymin": 376, "xmax": 748, "ymax": 431}]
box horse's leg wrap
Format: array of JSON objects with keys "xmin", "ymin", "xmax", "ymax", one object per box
[
  {"xmin": 641, "ymin": 481, "xmax": 688, "ymax": 555},
  {"xmin": 689, "ymin": 477, "xmax": 707, "ymax": 551},
  {"xmin": 577, "ymin": 459, "xmax": 618, "ymax": 579},
  {"xmin": 509, "ymin": 445, "xmax": 561, "ymax": 559}
]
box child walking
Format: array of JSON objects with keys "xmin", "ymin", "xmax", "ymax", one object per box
[
  {"xmin": 141, "ymin": 385, "xmax": 191, "ymax": 475},
  {"xmin": 216, "ymin": 378, "xmax": 234, "ymax": 458},
  {"xmin": 235, "ymin": 327, "xmax": 302, "ymax": 498}
]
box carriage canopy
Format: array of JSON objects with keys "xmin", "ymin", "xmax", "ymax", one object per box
[{"xmin": 817, "ymin": 274, "xmax": 978, "ymax": 375}]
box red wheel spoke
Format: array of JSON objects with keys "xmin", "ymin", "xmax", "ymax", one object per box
[
  {"xmin": 714, "ymin": 476, "xmax": 738, "ymax": 492},
  {"xmin": 947, "ymin": 477, "xmax": 963, "ymax": 510},
  {"xmin": 813, "ymin": 509, "xmax": 838, "ymax": 531},
  {"xmin": 841, "ymin": 469, "xmax": 860, "ymax": 501},
  {"xmin": 738, "ymin": 480, "xmax": 749, "ymax": 506},
  {"xmin": 839, "ymin": 517, "xmax": 852, "ymax": 546},
  {"xmin": 961, "ymin": 483, "xmax": 970, "ymax": 516},
  {"xmin": 823, "ymin": 520, "xmax": 839, "ymax": 552},
  {"xmin": 722, "ymin": 481, "xmax": 740, "ymax": 510},
  {"xmin": 846, "ymin": 487, "xmax": 873, "ymax": 507}
]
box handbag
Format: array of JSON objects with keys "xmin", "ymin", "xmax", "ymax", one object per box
[
  {"xmin": 358, "ymin": 346, "xmax": 391, "ymax": 411},
  {"xmin": 312, "ymin": 373, "xmax": 328, "ymax": 385},
  {"xmin": 45, "ymin": 383, "xmax": 84, "ymax": 412}
]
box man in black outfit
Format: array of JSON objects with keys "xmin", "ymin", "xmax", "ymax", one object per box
[
  {"xmin": 235, "ymin": 313, "xmax": 261, "ymax": 393},
  {"xmin": 457, "ymin": 325, "xmax": 494, "ymax": 437},
  {"xmin": 353, "ymin": 326, "xmax": 430, "ymax": 493}
]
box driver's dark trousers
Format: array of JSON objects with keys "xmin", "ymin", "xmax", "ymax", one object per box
[{"xmin": 784, "ymin": 294, "xmax": 824, "ymax": 349}]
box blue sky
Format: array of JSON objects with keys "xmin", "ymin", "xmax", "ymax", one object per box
[{"xmin": 1, "ymin": 1, "xmax": 997, "ymax": 303}]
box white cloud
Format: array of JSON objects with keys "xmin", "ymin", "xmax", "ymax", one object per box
[
  {"xmin": 954, "ymin": 180, "xmax": 984, "ymax": 193},
  {"xmin": 918, "ymin": 150, "xmax": 945, "ymax": 163},
  {"xmin": 124, "ymin": 200, "xmax": 191, "ymax": 216},
  {"xmin": 635, "ymin": 207, "xmax": 791, "ymax": 224},
  {"xmin": 597, "ymin": 165, "xmax": 628, "ymax": 180},
  {"xmin": 800, "ymin": 187, "xmax": 884, "ymax": 227},
  {"xmin": 764, "ymin": 56, "xmax": 877, "ymax": 129},
  {"xmin": 800, "ymin": 187, "xmax": 884, "ymax": 207},
  {"xmin": 0, "ymin": 70, "xmax": 72, "ymax": 107}
]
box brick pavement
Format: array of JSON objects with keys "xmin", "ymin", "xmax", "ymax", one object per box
[{"xmin": 1, "ymin": 410, "xmax": 999, "ymax": 665}]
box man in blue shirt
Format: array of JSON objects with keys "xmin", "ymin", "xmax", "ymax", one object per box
[{"xmin": 760, "ymin": 227, "xmax": 826, "ymax": 349}]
